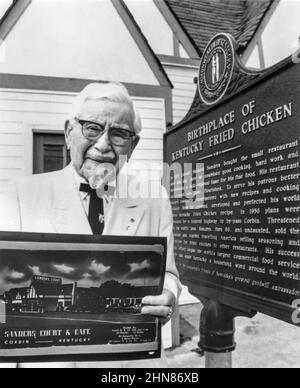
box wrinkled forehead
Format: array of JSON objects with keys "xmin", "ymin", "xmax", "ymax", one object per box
[{"xmin": 80, "ymin": 98, "xmax": 135, "ymax": 128}]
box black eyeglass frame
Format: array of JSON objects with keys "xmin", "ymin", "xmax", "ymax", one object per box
[{"xmin": 75, "ymin": 118, "xmax": 137, "ymax": 147}]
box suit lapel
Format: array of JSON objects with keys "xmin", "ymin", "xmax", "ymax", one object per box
[
  {"xmin": 50, "ymin": 166, "xmax": 91, "ymax": 235},
  {"xmin": 49, "ymin": 166, "xmax": 146, "ymax": 236},
  {"xmin": 104, "ymin": 198, "xmax": 145, "ymax": 236}
]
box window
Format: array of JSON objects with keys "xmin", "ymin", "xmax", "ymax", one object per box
[{"xmin": 34, "ymin": 133, "xmax": 70, "ymax": 174}]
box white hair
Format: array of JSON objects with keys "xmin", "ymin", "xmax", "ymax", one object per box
[{"xmin": 69, "ymin": 82, "xmax": 142, "ymax": 134}]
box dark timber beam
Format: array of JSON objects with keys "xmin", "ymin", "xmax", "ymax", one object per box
[
  {"xmin": 242, "ymin": 0, "xmax": 281, "ymax": 66},
  {"xmin": 153, "ymin": 0, "xmax": 201, "ymax": 59},
  {"xmin": 111, "ymin": 0, "xmax": 173, "ymax": 89},
  {"xmin": 0, "ymin": 0, "xmax": 32, "ymax": 41}
]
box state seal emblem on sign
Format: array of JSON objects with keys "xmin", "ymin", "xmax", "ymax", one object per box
[{"xmin": 198, "ymin": 33, "xmax": 235, "ymax": 106}]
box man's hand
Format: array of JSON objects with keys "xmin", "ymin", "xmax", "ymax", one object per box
[{"xmin": 141, "ymin": 289, "xmax": 176, "ymax": 324}]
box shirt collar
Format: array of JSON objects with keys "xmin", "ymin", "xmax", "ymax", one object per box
[
  {"xmin": 71, "ymin": 164, "xmax": 89, "ymax": 201},
  {"xmin": 71, "ymin": 163, "xmax": 116, "ymax": 204}
]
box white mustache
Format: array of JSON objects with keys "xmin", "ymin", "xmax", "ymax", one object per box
[{"xmin": 86, "ymin": 156, "xmax": 117, "ymax": 164}]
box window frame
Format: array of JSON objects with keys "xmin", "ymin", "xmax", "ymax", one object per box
[{"xmin": 33, "ymin": 130, "xmax": 70, "ymax": 174}]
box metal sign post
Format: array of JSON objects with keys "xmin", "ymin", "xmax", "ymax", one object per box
[
  {"xmin": 200, "ymin": 300, "xmax": 235, "ymax": 368},
  {"xmin": 199, "ymin": 299, "xmax": 255, "ymax": 368}
]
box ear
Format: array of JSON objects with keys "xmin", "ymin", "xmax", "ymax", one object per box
[
  {"xmin": 64, "ymin": 120, "xmax": 73, "ymax": 150},
  {"xmin": 128, "ymin": 136, "xmax": 140, "ymax": 161}
]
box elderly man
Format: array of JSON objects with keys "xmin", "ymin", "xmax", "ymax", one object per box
[{"xmin": 0, "ymin": 82, "xmax": 181, "ymax": 368}]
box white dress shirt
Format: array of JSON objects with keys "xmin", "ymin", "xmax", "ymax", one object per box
[{"xmin": 71, "ymin": 165, "xmax": 115, "ymax": 221}]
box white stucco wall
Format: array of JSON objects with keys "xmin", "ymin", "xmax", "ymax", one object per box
[
  {"xmin": 0, "ymin": 0, "xmax": 159, "ymax": 85},
  {"xmin": 245, "ymin": 0, "xmax": 300, "ymax": 69},
  {"xmin": 124, "ymin": 0, "xmax": 174, "ymax": 56},
  {"xmin": 246, "ymin": 45, "xmax": 261, "ymax": 70},
  {"xmin": 0, "ymin": 0, "xmax": 13, "ymax": 19},
  {"xmin": 261, "ymin": 0, "xmax": 300, "ymax": 68}
]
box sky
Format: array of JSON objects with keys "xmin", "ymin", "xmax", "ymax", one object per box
[{"xmin": 0, "ymin": 249, "xmax": 163, "ymax": 293}]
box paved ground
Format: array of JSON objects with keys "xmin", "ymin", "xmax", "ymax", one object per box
[{"xmin": 166, "ymin": 303, "xmax": 300, "ymax": 368}]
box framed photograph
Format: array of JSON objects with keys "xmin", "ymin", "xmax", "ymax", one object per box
[{"xmin": 0, "ymin": 232, "xmax": 166, "ymax": 363}]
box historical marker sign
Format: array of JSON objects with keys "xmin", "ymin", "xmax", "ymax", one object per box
[{"xmin": 164, "ymin": 33, "xmax": 300, "ymax": 326}]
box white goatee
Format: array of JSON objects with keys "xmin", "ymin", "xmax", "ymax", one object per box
[{"xmin": 81, "ymin": 159, "xmax": 116, "ymax": 191}]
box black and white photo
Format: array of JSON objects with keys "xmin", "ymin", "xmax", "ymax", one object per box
[{"xmin": 0, "ymin": 233, "xmax": 166, "ymax": 362}]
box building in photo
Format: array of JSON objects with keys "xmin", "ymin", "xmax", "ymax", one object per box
[
  {"xmin": 2, "ymin": 275, "xmax": 74, "ymax": 313},
  {"xmin": 1, "ymin": 275, "xmax": 154, "ymax": 314}
]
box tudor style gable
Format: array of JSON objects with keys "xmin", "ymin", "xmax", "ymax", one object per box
[{"xmin": 0, "ymin": 0, "xmax": 171, "ymax": 86}]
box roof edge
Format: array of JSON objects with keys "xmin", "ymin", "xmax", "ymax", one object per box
[
  {"xmin": 112, "ymin": 0, "xmax": 173, "ymax": 89},
  {"xmin": 0, "ymin": 0, "xmax": 31, "ymax": 41},
  {"xmin": 154, "ymin": 0, "xmax": 201, "ymax": 59},
  {"xmin": 242, "ymin": 0, "xmax": 281, "ymax": 63}
]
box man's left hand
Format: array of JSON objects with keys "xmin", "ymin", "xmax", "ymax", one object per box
[{"xmin": 141, "ymin": 289, "xmax": 176, "ymax": 324}]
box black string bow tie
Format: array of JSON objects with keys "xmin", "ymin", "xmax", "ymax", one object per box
[
  {"xmin": 79, "ymin": 183, "xmax": 105, "ymax": 235},
  {"xmin": 79, "ymin": 183, "xmax": 94, "ymax": 194}
]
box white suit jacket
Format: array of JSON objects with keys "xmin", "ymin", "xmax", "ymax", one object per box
[{"xmin": 0, "ymin": 165, "xmax": 181, "ymax": 368}]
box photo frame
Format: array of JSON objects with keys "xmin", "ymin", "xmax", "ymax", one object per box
[{"xmin": 0, "ymin": 232, "xmax": 166, "ymax": 363}]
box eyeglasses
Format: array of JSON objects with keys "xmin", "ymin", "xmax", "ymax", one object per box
[{"xmin": 76, "ymin": 118, "xmax": 136, "ymax": 147}]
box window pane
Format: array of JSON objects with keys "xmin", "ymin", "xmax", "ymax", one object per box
[
  {"xmin": 43, "ymin": 144, "xmax": 65, "ymax": 173},
  {"xmin": 0, "ymin": 1, "xmax": 13, "ymax": 20},
  {"xmin": 34, "ymin": 134, "xmax": 71, "ymax": 174}
]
